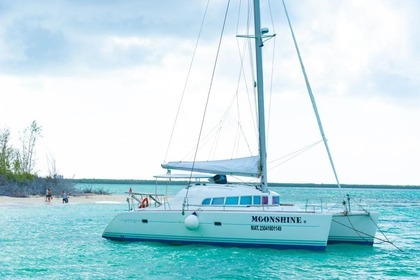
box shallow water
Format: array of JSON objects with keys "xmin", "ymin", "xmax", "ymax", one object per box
[{"xmin": 0, "ymin": 185, "xmax": 418, "ymax": 279}]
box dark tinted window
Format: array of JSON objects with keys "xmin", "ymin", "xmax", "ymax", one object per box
[
  {"xmin": 253, "ymin": 196, "xmax": 261, "ymax": 205},
  {"xmin": 226, "ymin": 197, "xmax": 239, "ymax": 205},
  {"xmin": 202, "ymin": 198, "xmax": 211, "ymax": 205},
  {"xmin": 212, "ymin": 197, "xmax": 225, "ymax": 205},
  {"xmin": 240, "ymin": 196, "xmax": 252, "ymax": 205}
]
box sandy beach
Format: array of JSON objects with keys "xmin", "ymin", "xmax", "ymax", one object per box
[{"xmin": 0, "ymin": 194, "xmax": 128, "ymax": 205}]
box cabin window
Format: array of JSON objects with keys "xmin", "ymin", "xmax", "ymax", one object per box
[
  {"xmin": 226, "ymin": 196, "xmax": 239, "ymax": 205},
  {"xmin": 202, "ymin": 198, "xmax": 211, "ymax": 205},
  {"xmin": 272, "ymin": 196, "xmax": 280, "ymax": 205},
  {"xmin": 211, "ymin": 197, "xmax": 225, "ymax": 205},
  {"xmin": 262, "ymin": 196, "xmax": 268, "ymax": 205},
  {"xmin": 240, "ymin": 196, "xmax": 252, "ymax": 205},
  {"xmin": 253, "ymin": 196, "xmax": 261, "ymax": 205}
]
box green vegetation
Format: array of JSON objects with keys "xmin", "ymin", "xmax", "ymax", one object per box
[
  {"xmin": 0, "ymin": 121, "xmax": 80, "ymax": 197},
  {"xmin": 0, "ymin": 121, "xmax": 41, "ymax": 181},
  {"xmin": 0, "ymin": 121, "xmax": 43, "ymax": 197}
]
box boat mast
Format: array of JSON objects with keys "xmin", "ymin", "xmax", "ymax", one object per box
[{"xmin": 253, "ymin": 0, "xmax": 268, "ymax": 193}]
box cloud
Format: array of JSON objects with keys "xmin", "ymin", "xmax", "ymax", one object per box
[
  {"xmin": 0, "ymin": 0, "xmax": 419, "ymax": 184},
  {"xmin": 0, "ymin": 0, "xmax": 209, "ymax": 74},
  {"xmin": 280, "ymin": 0, "xmax": 420, "ymax": 105}
]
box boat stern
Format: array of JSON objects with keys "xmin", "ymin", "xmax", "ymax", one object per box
[{"xmin": 328, "ymin": 211, "xmax": 379, "ymax": 245}]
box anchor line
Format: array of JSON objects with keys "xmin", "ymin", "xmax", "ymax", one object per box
[
  {"xmin": 331, "ymin": 218, "xmax": 376, "ymax": 240},
  {"xmin": 348, "ymin": 195, "xmax": 371, "ymax": 215},
  {"xmin": 348, "ymin": 196, "xmax": 404, "ymax": 252},
  {"xmin": 332, "ymin": 218, "xmax": 403, "ymax": 252},
  {"xmin": 344, "ymin": 214, "xmax": 371, "ymax": 243}
]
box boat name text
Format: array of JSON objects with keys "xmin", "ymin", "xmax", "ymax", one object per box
[{"xmin": 251, "ymin": 216, "xmax": 304, "ymax": 224}]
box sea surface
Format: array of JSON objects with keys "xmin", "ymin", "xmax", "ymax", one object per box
[{"xmin": 0, "ymin": 184, "xmax": 418, "ymax": 279}]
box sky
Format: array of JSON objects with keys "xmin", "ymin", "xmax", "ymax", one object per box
[{"xmin": 0, "ymin": 0, "xmax": 419, "ymax": 185}]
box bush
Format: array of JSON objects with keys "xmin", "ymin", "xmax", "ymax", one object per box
[
  {"xmin": 78, "ymin": 186, "xmax": 110, "ymax": 195},
  {"xmin": 0, "ymin": 175, "xmax": 78, "ymax": 198}
]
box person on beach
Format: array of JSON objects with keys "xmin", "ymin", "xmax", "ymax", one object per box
[
  {"xmin": 62, "ymin": 191, "xmax": 69, "ymax": 203},
  {"xmin": 46, "ymin": 188, "xmax": 52, "ymax": 202}
]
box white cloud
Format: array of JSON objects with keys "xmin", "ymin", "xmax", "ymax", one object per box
[{"xmin": 0, "ymin": 0, "xmax": 418, "ymax": 185}]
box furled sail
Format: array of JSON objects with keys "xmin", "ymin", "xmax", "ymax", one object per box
[{"xmin": 161, "ymin": 156, "xmax": 260, "ymax": 178}]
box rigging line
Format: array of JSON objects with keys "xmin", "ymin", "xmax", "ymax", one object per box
[
  {"xmin": 182, "ymin": 93, "xmax": 236, "ymax": 160},
  {"xmin": 232, "ymin": 44, "xmax": 254, "ymax": 158},
  {"xmin": 267, "ymin": 0, "xmax": 276, "ymax": 143},
  {"xmin": 239, "ymin": 123, "xmax": 255, "ymax": 155},
  {"xmin": 331, "ymin": 219, "xmax": 404, "ymax": 252},
  {"xmin": 282, "ymin": 0, "xmax": 343, "ymax": 197},
  {"xmin": 245, "ymin": 2, "xmax": 258, "ymax": 138},
  {"xmin": 268, "ymin": 140, "xmax": 322, "ymax": 170},
  {"xmin": 163, "ymin": 0, "xmax": 210, "ymax": 163},
  {"xmin": 182, "ymin": 1, "xmax": 232, "ymax": 215},
  {"xmin": 233, "ymin": 0, "xmax": 247, "ymax": 157},
  {"xmin": 207, "ymin": 1, "xmax": 255, "ymax": 159},
  {"xmin": 268, "ymin": 144, "xmax": 319, "ymax": 170},
  {"xmin": 244, "ymin": 1, "xmax": 258, "ymax": 142},
  {"xmin": 235, "ymin": 1, "xmax": 259, "ymax": 142},
  {"xmin": 270, "ymin": 140, "xmax": 323, "ymax": 163},
  {"xmin": 242, "ymin": 1, "xmax": 259, "ymax": 142},
  {"xmin": 232, "ymin": 121, "xmax": 255, "ymax": 158},
  {"xmin": 349, "ymin": 196, "xmax": 404, "ymax": 252},
  {"xmin": 186, "ymin": 0, "xmax": 232, "ymax": 188},
  {"xmin": 344, "ymin": 213, "xmax": 372, "ymax": 244},
  {"xmin": 208, "ymin": 93, "xmax": 238, "ymax": 158},
  {"xmin": 230, "ymin": 175, "xmax": 260, "ymax": 185},
  {"xmin": 233, "ymin": 125, "xmax": 241, "ymax": 157}
]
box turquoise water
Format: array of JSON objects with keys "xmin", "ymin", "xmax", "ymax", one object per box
[{"xmin": 0, "ymin": 185, "xmax": 418, "ymax": 279}]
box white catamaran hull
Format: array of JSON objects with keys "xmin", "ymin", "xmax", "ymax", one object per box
[
  {"xmin": 103, "ymin": 209, "xmax": 333, "ymax": 250},
  {"xmin": 328, "ymin": 211, "xmax": 379, "ymax": 245}
]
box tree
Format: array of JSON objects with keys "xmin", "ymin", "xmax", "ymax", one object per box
[
  {"xmin": 15, "ymin": 120, "xmax": 42, "ymax": 175},
  {"xmin": 0, "ymin": 121, "xmax": 77, "ymax": 197},
  {"xmin": 0, "ymin": 128, "xmax": 14, "ymax": 176}
]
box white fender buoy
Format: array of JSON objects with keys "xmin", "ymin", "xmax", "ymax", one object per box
[{"xmin": 184, "ymin": 213, "xmax": 200, "ymax": 230}]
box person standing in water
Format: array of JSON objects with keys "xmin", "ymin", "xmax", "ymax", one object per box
[
  {"xmin": 62, "ymin": 191, "xmax": 69, "ymax": 203},
  {"xmin": 46, "ymin": 188, "xmax": 52, "ymax": 202}
]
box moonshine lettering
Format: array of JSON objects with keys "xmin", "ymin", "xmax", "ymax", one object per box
[{"xmin": 251, "ymin": 215, "xmax": 303, "ymax": 224}]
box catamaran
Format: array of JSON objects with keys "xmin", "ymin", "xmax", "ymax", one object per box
[{"xmin": 103, "ymin": 0, "xmax": 379, "ymax": 250}]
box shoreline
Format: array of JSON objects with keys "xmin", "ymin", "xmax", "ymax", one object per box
[{"xmin": 0, "ymin": 194, "xmax": 128, "ymax": 205}]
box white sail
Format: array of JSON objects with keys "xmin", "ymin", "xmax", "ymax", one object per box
[{"xmin": 161, "ymin": 156, "xmax": 260, "ymax": 178}]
